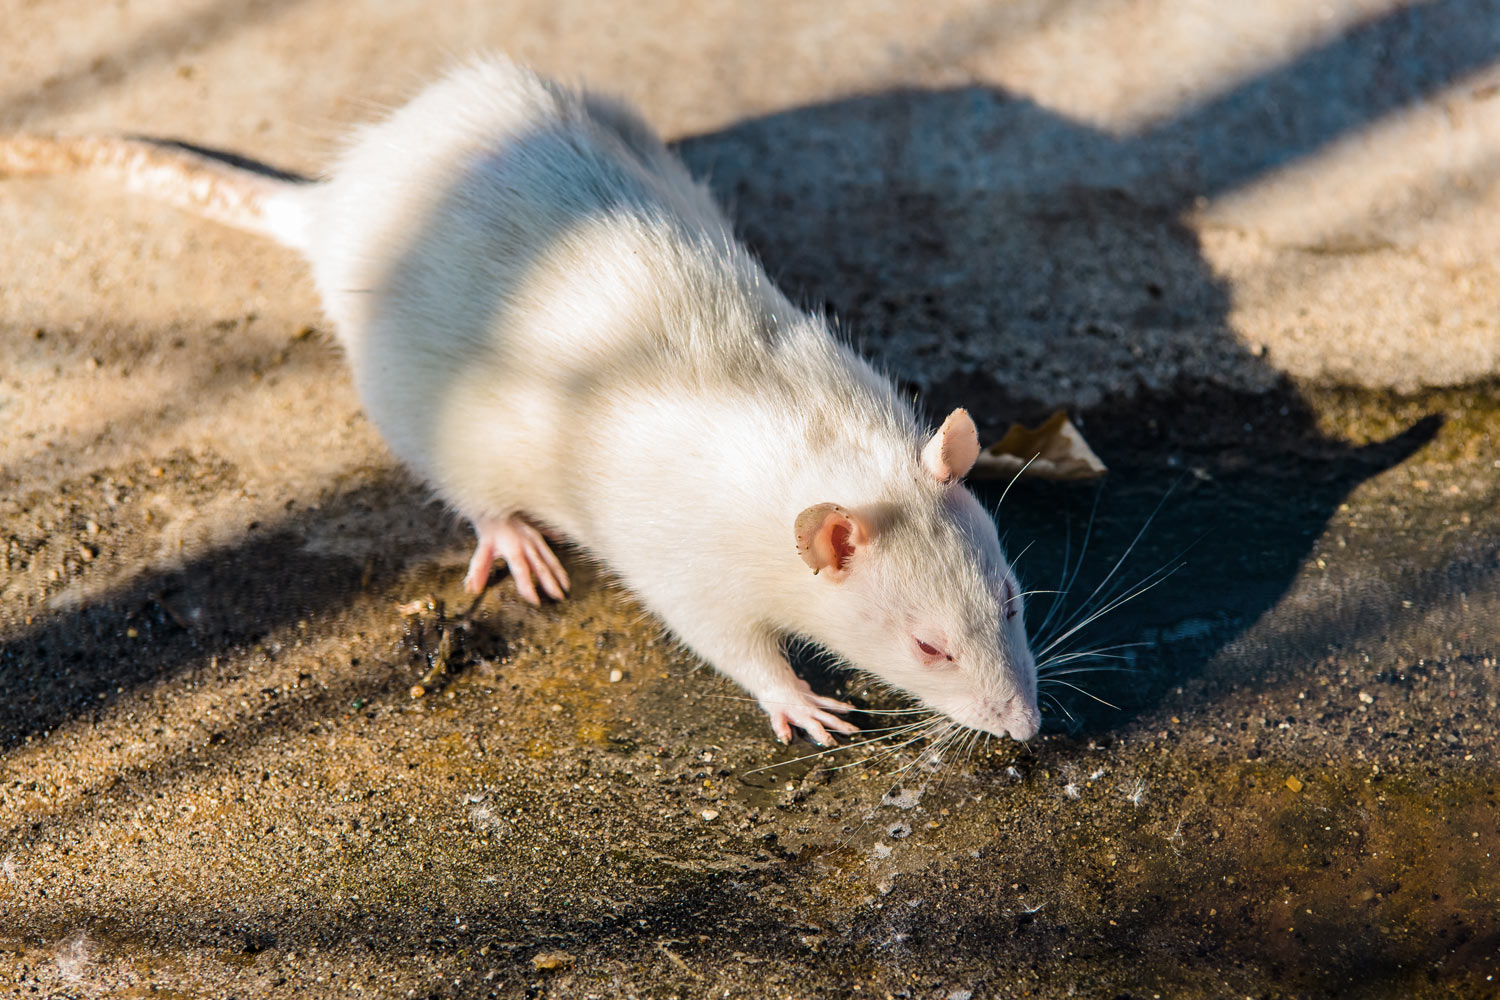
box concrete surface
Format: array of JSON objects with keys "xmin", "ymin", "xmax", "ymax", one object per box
[{"xmin": 1, "ymin": 1, "xmax": 1499, "ymax": 997}]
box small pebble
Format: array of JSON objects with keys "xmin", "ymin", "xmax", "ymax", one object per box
[
  {"xmin": 609, "ymin": 669, "xmax": 623, "ymax": 683},
  {"xmin": 700, "ymin": 809, "xmax": 719, "ymax": 822}
]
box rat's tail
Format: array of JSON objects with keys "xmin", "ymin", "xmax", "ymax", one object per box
[{"xmin": 0, "ymin": 134, "xmax": 315, "ymax": 251}]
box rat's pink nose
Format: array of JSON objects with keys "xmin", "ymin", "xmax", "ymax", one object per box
[{"xmin": 1000, "ymin": 695, "xmax": 1040, "ymax": 741}]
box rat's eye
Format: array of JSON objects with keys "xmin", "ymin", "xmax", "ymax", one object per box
[
  {"xmin": 1002, "ymin": 579, "xmax": 1019, "ymax": 621},
  {"xmin": 914, "ymin": 638, "xmax": 955, "ymax": 663}
]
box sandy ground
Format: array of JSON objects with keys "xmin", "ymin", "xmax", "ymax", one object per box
[{"xmin": 2, "ymin": 1, "xmax": 1499, "ymax": 997}]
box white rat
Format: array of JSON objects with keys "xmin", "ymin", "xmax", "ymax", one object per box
[{"xmin": 1, "ymin": 58, "xmax": 1040, "ymax": 745}]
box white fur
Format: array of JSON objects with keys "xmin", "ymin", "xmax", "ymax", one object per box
[{"xmin": 294, "ymin": 59, "xmax": 1038, "ymax": 740}]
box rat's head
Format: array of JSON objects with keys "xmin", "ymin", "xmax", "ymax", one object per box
[{"xmin": 793, "ymin": 409, "xmax": 1040, "ymax": 741}]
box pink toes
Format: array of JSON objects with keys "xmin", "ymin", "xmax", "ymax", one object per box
[
  {"xmin": 464, "ymin": 514, "xmax": 571, "ymax": 604},
  {"xmin": 762, "ymin": 680, "xmax": 860, "ymax": 746}
]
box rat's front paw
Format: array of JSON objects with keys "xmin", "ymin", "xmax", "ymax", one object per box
[{"xmin": 759, "ymin": 679, "xmax": 858, "ymax": 746}]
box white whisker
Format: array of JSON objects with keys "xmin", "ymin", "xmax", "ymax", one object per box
[
  {"xmin": 1042, "ymin": 486, "xmax": 1176, "ymax": 652},
  {"xmin": 742, "ymin": 718, "xmax": 936, "ymax": 775},
  {"xmin": 1038, "ymin": 663, "xmax": 1140, "ymax": 680},
  {"xmin": 1037, "ymin": 641, "xmax": 1150, "ymax": 671},
  {"xmin": 1034, "ymin": 486, "xmax": 1103, "ymax": 643},
  {"xmin": 1039, "ymin": 689, "xmax": 1075, "ymax": 722},
  {"xmin": 996, "ymin": 453, "xmax": 1039, "ymax": 511},
  {"xmin": 830, "ymin": 720, "xmax": 950, "ymax": 772},
  {"xmin": 1007, "ymin": 538, "xmax": 1036, "ymax": 572},
  {"xmin": 1039, "ymin": 677, "xmax": 1120, "ymax": 710},
  {"xmin": 1035, "ymin": 562, "xmax": 1180, "ymax": 660}
]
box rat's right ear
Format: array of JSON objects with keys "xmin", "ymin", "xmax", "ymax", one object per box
[
  {"xmin": 921, "ymin": 408, "xmax": 980, "ymax": 483},
  {"xmin": 795, "ymin": 503, "xmax": 868, "ymax": 581}
]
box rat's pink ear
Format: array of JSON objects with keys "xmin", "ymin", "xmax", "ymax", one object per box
[
  {"xmin": 921, "ymin": 408, "xmax": 980, "ymax": 483},
  {"xmin": 795, "ymin": 503, "xmax": 868, "ymax": 581}
]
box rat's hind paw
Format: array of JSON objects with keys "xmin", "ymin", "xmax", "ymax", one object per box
[
  {"xmin": 464, "ymin": 513, "xmax": 570, "ymax": 604},
  {"xmin": 761, "ymin": 679, "xmax": 859, "ymax": 746}
]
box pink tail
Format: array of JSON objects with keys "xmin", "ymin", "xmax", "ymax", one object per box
[{"xmin": 0, "ymin": 134, "xmax": 313, "ymax": 250}]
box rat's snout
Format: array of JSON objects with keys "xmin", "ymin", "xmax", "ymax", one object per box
[{"xmin": 998, "ymin": 693, "xmax": 1041, "ymax": 741}]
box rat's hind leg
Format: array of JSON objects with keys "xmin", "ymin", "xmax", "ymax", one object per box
[{"xmin": 464, "ymin": 513, "xmax": 570, "ymax": 604}]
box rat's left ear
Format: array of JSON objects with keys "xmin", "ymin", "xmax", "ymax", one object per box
[
  {"xmin": 921, "ymin": 408, "xmax": 980, "ymax": 483},
  {"xmin": 795, "ymin": 503, "xmax": 868, "ymax": 581}
]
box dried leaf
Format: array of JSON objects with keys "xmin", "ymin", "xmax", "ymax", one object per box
[
  {"xmin": 972, "ymin": 410, "xmax": 1107, "ymax": 481},
  {"xmin": 531, "ymin": 950, "xmax": 575, "ymax": 970}
]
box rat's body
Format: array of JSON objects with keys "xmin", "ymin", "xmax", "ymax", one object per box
[{"xmin": 1, "ymin": 58, "xmax": 1040, "ymax": 744}]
